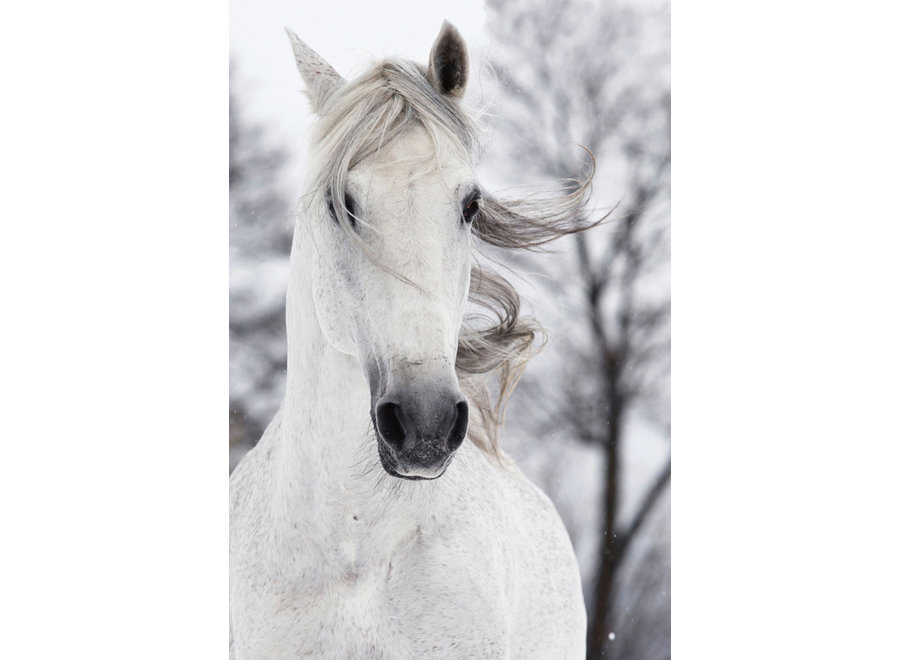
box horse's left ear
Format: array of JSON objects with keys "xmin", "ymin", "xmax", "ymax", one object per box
[{"xmin": 427, "ymin": 21, "xmax": 468, "ymax": 98}]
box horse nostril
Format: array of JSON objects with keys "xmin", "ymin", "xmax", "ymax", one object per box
[
  {"xmin": 448, "ymin": 400, "xmax": 469, "ymax": 451},
  {"xmin": 375, "ymin": 401, "xmax": 406, "ymax": 451},
  {"xmin": 375, "ymin": 395, "xmax": 468, "ymax": 459}
]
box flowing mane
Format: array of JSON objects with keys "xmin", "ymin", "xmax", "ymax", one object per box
[{"xmin": 303, "ymin": 57, "xmax": 596, "ymax": 457}]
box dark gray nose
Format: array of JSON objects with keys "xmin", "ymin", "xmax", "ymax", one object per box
[{"xmin": 374, "ymin": 392, "xmax": 468, "ymax": 475}]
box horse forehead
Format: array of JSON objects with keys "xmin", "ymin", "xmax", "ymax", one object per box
[{"xmin": 362, "ymin": 126, "xmax": 471, "ymax": 196}]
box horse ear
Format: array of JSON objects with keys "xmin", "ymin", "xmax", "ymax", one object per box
[
  {"xmin": 427, "ymin": 21, "xmax": 468, "ymax": 98},
  {"xmin": 285, "ymin": 28, "xmax": 345, "ymax": 113}
]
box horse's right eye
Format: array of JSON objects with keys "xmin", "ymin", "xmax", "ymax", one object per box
[{"xmin": 326, "ymin": 190, "xmax": 357, "ymax": 227}]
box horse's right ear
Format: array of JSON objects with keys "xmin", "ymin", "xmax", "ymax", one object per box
[{"xmin": 285, "ymin": 28, "xmax": 345, "ymax": 113}]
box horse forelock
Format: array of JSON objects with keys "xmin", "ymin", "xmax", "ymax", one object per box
[{"xmin": 312, "ymin": 58, "xmax": 477, "ymax": 174}]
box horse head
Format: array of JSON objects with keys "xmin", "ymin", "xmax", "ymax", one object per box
[{"xmin": 287, "ymin": 22, "xmax": 477, "ymax": 480}]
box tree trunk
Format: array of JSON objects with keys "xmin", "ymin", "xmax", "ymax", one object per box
[{"xmin": 586, "ymin": 390, "xmax": 621, "ymax": 659}]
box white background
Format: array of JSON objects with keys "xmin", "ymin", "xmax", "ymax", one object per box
[{"xmin": 2, "ymin": 1, "xmax": 899, "ymax": 657}]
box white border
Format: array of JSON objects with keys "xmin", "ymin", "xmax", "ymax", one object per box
[
  {"xmin": 675, "ymin": 1, "xmax": 900, "ymax": 657},
  {"xmin": 2, "ymin": 0, "xmax": 228, "ymax": 655}
]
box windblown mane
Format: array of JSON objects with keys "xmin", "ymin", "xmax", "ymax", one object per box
[{"xmin": 309, "ymin": 58, "xmax": 596, "ymax": 457}]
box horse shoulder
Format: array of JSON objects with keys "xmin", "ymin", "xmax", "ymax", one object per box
[
  {"xmin": 418, "ymin": 447, "xmax": 585, "ymax": 656},
  {"xmin": 490, "ymin": 458, "xmax": 587, "ymax": 658}
]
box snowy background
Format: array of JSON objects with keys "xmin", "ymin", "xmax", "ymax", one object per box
[{"xmin": 230, "ymin": 1, "xmax": 670, "ymax": 657}]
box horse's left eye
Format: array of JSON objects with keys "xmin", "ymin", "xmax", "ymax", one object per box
[{"xmin": 462, "ymin": 197, "xmax": 480, "ymax": 224}]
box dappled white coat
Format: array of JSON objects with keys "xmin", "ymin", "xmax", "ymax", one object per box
[{"xmin": 229, "ymin": 23, "xmax": 585, "ymax": 660}]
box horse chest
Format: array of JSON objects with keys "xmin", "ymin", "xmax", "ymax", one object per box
[{"xmin": 233, "ymin": 527, "xmax": 512, "ymax": 659}]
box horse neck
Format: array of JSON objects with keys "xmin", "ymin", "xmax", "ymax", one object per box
[
  {"xmin": 272, "ymin": 228, "xmax": 426, "ymax": 534},
  {"xmin": 279, "ymin": 246, "xmax": 371, "ymax": 486}
]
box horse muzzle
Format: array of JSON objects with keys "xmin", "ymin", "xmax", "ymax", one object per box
[{"xmin": 372, "ymin": 388, "xmax": 468, "ymax": 480}]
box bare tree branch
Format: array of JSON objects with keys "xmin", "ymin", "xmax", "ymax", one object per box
[{"xmin": 614, "ymin": 457, "xmax": 671, "ymax": 564}]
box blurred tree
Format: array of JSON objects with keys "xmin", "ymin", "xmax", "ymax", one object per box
[
  {"xmin": 485, "ymin": 0, "xmax": 670, "ymax": 657},
  {"xmin": 229, "ymin": 65, "xmax": 292, "ymax": 471}
]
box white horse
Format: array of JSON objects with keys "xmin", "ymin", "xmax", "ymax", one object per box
[{"xmin": 230, "ymin": 21, "xmax": 595, "ymax": 659}]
